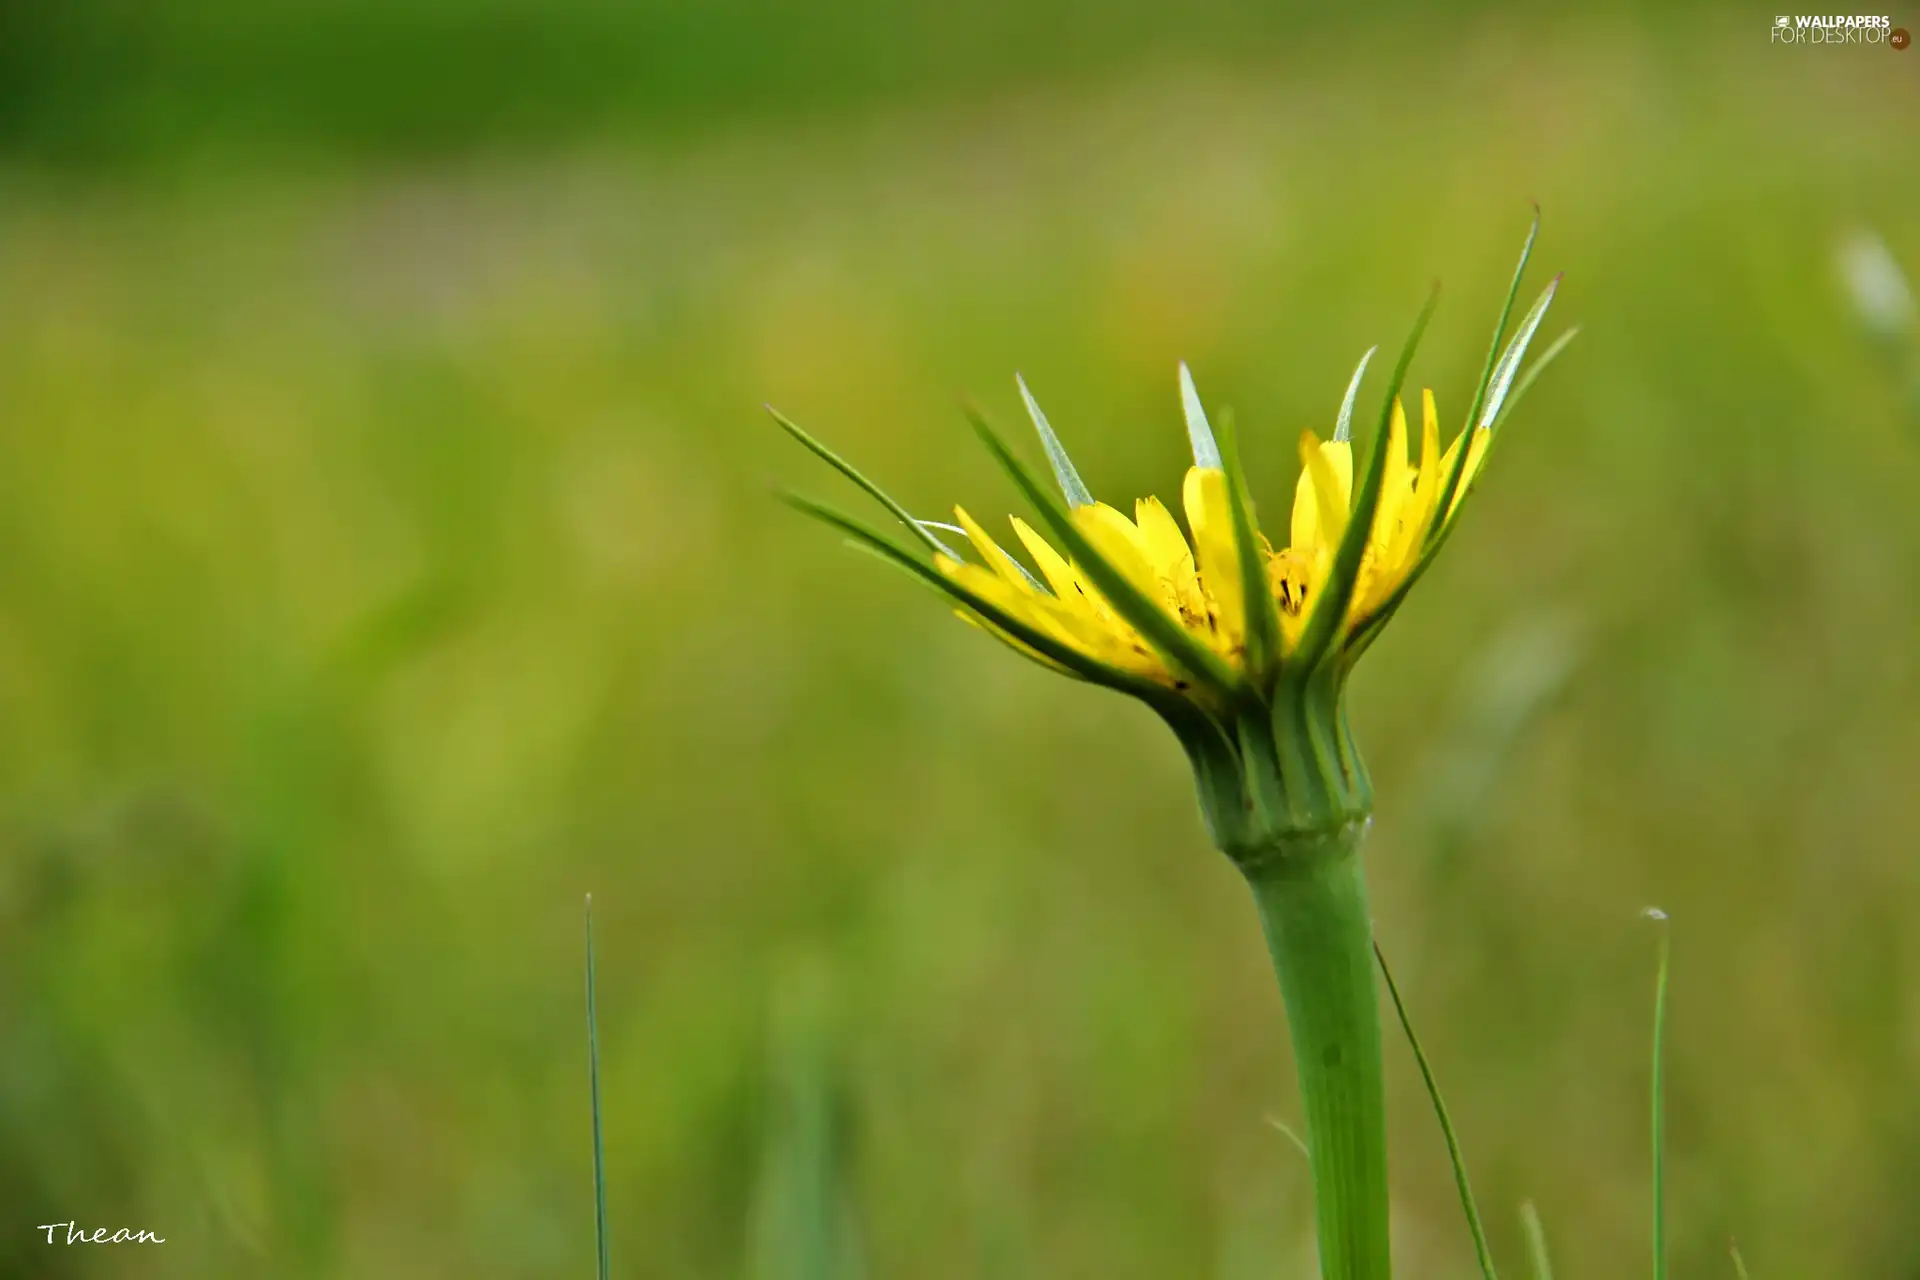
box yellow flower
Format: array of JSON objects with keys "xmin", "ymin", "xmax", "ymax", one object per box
[
  {"xmin": 934, "ymin": 378, "xmax": 1494, "ymax": 692},
  {"xmin": 777, "ymin": 222, "xmax": 1571, "ymax": 843}
]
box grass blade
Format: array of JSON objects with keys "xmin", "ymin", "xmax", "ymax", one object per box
[
  {"xmin": 751, "ymin": 955, "xmax": 857, "ymax": 1280},
  {"xmin": 1647, "ymin": 907, "xmax": 1672, "ymax": 1280},
  {"xmin": 1729, "ymin": 1238, "xmax": 1752, "ymax": 1279},
  {"xmin": 1375, "ymin": 940, "xmax": 1498, "ymax": 1280},
  {"xmin": 585, "ymin": 894, "xmax": 611, "ymax": 1280},
  {"xmin": 769, "ymin": 405, "xmax": 957, "ymax": 558},
  {"xmin": 1520, "ymin": 1201, "xmax": 1554, "ymax": 1280}
]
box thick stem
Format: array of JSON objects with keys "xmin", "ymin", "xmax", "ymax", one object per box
[{"xmin": 1244, "ymin": 825, "xmax": 1391, "ymax": 1280}]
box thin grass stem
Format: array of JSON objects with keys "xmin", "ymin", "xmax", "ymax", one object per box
[
  {"xmin": 1519, "ymin": 1202, "xmax": 1553, "ymax": 1280},
  {"xmin": 586, "ymin": 895, "xmax": 611, "ymax": 1280},
  {"xmin": 1374, "ymin": 941, "xmax": 1498, "ymax": 1280},
  {"xmin": 1647, "ymin": 908, "xmax": 1672, "ymax": 1280}
]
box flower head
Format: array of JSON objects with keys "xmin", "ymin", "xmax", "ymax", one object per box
[
  {"xmin": 935, "ymin": 367, "xmax": 1492, "ymax": 693},
  {"xmin": 778, "ymin": 221, "xmax": 1572, "ymax": 855}
]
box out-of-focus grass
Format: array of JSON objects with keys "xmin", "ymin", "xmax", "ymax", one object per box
[{"xmin": 0, "ymin": 17, "xmax": 1917, "ymax": 1279}]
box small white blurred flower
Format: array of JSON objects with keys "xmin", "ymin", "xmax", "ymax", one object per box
[{"xmin": 1838, "ymin": 229, "xmax": 1914, "ymax": 341}]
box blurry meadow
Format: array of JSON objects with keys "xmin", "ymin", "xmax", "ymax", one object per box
[{"xmin": 2, "ymin": 4, "xmax": 1919, "ymax": 1277}]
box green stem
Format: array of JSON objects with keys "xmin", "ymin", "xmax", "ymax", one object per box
[{"xmin": 1243, "ymin": 825, "xmax": 1392, "ymax": 1280}]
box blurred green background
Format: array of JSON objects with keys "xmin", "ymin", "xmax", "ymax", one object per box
[{"xmin": 2, "ymin": 3, "xmax": 1917, "ymax": 1277}]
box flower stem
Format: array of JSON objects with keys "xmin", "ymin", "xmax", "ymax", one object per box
[{"xmin": 1244, "ymin": 826, "xmax": 1391, "ymax": 1280}]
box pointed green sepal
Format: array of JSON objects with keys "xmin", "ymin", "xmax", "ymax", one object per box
[
  {"xmin": 1418, "ymin": 315, "xmax": 1575, "ymax": 539},
  {"xmin": 779, "ymin": 490, "xmax": 1168, "ymax": 699},
  {"xmin": 1459, "ymin": 207, "xmax": 1541, "ymax": 441},
  {"xmin": 1488, "ymin": 324, "xmax": 1577, "ymax": 435},
  {"xmin": 768, "ymin": 405, "xmax": 958, "ymax": 559},
  {"xmin": 963, "ymin": 404, "xmax": 1244, "ymax": 701},
  {"xmin": 1212, "ymin": 404, "xmax": 1283, "ymax": 688},
  {"xmin": 1179, "ymin": 363, "xmax": 1223, "ymax": 468},
  {"xmin": 1345, "ymin": 323, "xmax": 1579, "ymax": 664},
  {"xmin": 1291, "ymin": 284, "xmax": 1439, "ymax": 673},
  {"xmin": 1016, "ymin": 374, "xmax": 1095, "ymax": 508},
  {"xmin": 1426, "ymin": 216, "xmax": 1552, "ymax": 549},
  {"xmin": 1480, "ymin": 276, "xmax": 1560, "ymax": 428},
  {"xmin": 1333, "ymin": 346, "xmax": 1378, "ymax": 443}
]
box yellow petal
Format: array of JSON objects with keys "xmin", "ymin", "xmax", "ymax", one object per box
[
  {"xmin": 1044, "ymin": 602, "xmax": 1155, "ymax": 670},
  {"xmin": 1293, "ymin": 432, "xmax": 1353, "ymax": 555},
  {"xmin": 1181, "ymin": 466, "xmax": 1244, "ymax": 647},
  {"xmin": 1011, "ymin": 515, "xmax": 1147, "ymax": 663},
  {"xmin": 1133, "ymin": 495, "xmax": 1192, "ymax": 578},
  {"xmin": 941, "ymin": 551, "xmax": 1145, "ymax": 671},
  {"xmin": 1072, "ymin": 502, "xmax": 1161, "ymax": 598},
  {"xmin": 954, "ymin": 505, "xmax": 1039, "ymax": 595},
  {"xmin": 1382, "ymin": 387, "xmax": 1443, "ymax": 566},
  {"xmin": 1373, "ymin": 398, "xmax": 1411, "ymax": 561},
  {"xmin": 1010, "ymin": 516, "xmax": 1083, "ymax": 604},
  {"xmin": 936, "ymin": 554, "xmax": 1041, "ymax": 628},
  {"xmin": 1134, "ymin": 495, "xmax": 1208, "ymax": 625},
  {"xmin": 1362, "ymin": 389, "xmax": 1437, "ymax": 610},
  {"xmin": 1409, "ymin": 387, "xmax": 1441, "ymax": 545},
  {"xmin": 1346, "ymin": 397, "xmax": 1419, "ymax": 621}
]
